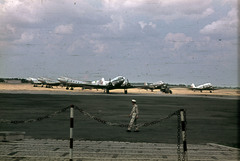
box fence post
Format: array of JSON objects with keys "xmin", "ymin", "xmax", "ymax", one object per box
[
  {"xmin": 70, "ymin": 105, "xmax": 74, "ymax": 161},
  {"xmin": 180, "ymin": 109, "xmax": 188, "ymax": 161}
]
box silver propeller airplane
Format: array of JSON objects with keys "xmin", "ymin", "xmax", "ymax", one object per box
[
  {"xmin": 142, "ymin": 81, "xmax": 172, "ymax": 94},
  {"xmin": 26, "ymin": 77, "xmax": 42, "ymax": 87},
  {"xmin": 190, "ymin": 83, "xmax": 214, "ymax": 93},
  {"xmin": 89, "ymin": 76, "xmax": 134, "ymax": 94},
  {"xmin": 57, "ymin": 76, "xmax": 90, "ymax": 90},
  {"xmin": 37, "ymin": 77, "xmax": 61, "ymax": 88},
  {"xmin": 58, "ymin": 76, "xmax": 134, "ymax": 94}
]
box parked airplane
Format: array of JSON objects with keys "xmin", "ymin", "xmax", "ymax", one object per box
[
  {"xmin": 37, "ymin": 77, "xmax": 61, "ymax": 88},
  {"xmin": 190, "ymin": 83, "xmax": 214, "ymax": 93},
  {"xmin": 57, "ymin": 76, "xmax": 90, "ymax": 90},
  {"xmin": 26, "ymin": 77, "xmax": 42, "ymax": 87},
  {"xmin": 88, "ymin": 76, "xmax": 134, "ymax": 94},
  {"xmin": 69, "ymin": 76, "xmax": 134, "ymax": 94},
  {"xmin": 142, "ymin": 81, "xmax": 172, "ymax": 94}
]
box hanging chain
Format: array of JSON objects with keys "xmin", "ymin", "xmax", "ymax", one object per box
[
  {"xmin": 182, "ymin": 110, "xmax": 187, "ymax": 161},
  {"xmin": 74, "ymin": 106, "xmax": 129, "ymax": 128},
  {"xmin": 1, "ymin": 105, "xmax": 179, "ymax": 128},
  {"xmin": 0, "ymin": 106, "xmax": 71, "ymax": 124},
  {"xmin": 0, "ymin": 105, "xmax": 186, "ymax": 161},
  {"xmin": 177, "ymin": 110, "xmax": 181, "ymax": 161},
  {"xmin": 138, "ymin": 110, "xmax": 179, "ymax": 128},
  {"xmin": 74, "ymin": 105, "xmax": 179, "ymax": 128}
]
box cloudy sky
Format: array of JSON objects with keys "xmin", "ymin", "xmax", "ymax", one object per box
[{"xmin": 0, "ymin": 0, "xmax": 238, "ymax": 87}]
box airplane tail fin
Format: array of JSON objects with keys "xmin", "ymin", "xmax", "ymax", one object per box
[
  {"xmin": 99, "ymin": 78, "xmax": 105, "ymax": 84},
  {"xmin": 191, "ymin": 83, "xmax": 195, "ymax": 88}
]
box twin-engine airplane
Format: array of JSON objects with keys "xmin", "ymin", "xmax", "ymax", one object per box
[
  {"xmin": 37, "ymin": 77, "xmax": 61, "ymax": 88},
  {"xmin": 26, "ymin": 77, "xmax": 42, "ymax": 87},
  {"xmin": 142, "ymin": 81, "xmax": 172, "ymax": 94},
  {"xmin": 58, "ymin": 76, "xmax": 133, "ymax": 94},
  {"xmin": 27, "ymin": 77, "xmax": 61, "ymax": 88},
  {"xmin": 190, "ymin": 83, "xmax": 214, "ymax": 93},
  {"xmin": 90, "ymin": 76, "xmax": 133, "ymax": 94},
  {"xmin": 57, "ymin": 77, "xmax": 90, "ymax": 90}
]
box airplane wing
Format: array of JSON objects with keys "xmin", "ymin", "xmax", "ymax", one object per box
[
  {"xmin": 37, "ymin": 77, "xmax": 61, "ymax": 88},
  {"xmin": 27, "ymin": 78, "xmax": 42, "ymax": 87},
  {"xmin": 136, "ymin": 82, "xmax": 172, "ymax": 94},
  {"xmin": 81, "ymin": 81, "xmax": 135, "ymax": 90},
  {"xmin": 75, "ymin": 77, "xmax": 136, "ymax": 94},
  {"xmin": 58, "ymin": 77, "xmax": 92, "ymax": 90}
]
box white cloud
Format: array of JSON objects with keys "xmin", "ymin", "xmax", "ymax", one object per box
[
  {"xmin": 104, "ymin": 15, "xmax": 125, "ymax": 32},
  {"xmin": 67, "ymin": 34, "xmax": 106, "ymax": 54},
  {"xmin": 102, "ymin": 0, "xmax": 144, "ymax": 10},
  {"xmin": 14, "ymin": 32, "xmax": 34, "ymax": 44},
  {"xmin": 200, "ymin": 7, "xmax": 237, "ymax": 36},
  {"xmin": 222, "ymin": 0, "xmax": 237, "ymax": 6},
  {"xmin": 138, "ymin": 21, "xmax": 147, "ymax": 29},
  {"xmin": 148, "ymin": 22, "xmax": 156, "ymax": 28},
  {"xmin": 0, "ymin": 0, "xmax": 238, "ymax": 86},
  {"xmin": 102, "ymin": 0, "xmax": 214, "ymax": 21},
  {"xmin": 201, "ymin": 8, "xmax": 214, "ymax": 18},
  {"xmin": 164, "ymin": 33, "xmax": 193, "ymax": 50},
  {"xmin": 0, "ymin": 0, "xmax": 43, "ymax": 24},
  {"xmin": 6, "ymin": 24, "xmax": 15, "ymax": 34},
  {"xmin": 54, "ymin": 24, "xmax": 73, "ymax": 34},
  {"xmin": 91, "ymin": 41, "xmax": 106, "ymax": 53},
  {"xmin": 138, "ymin": 21, "xmax": 156, "ymax": 29}
]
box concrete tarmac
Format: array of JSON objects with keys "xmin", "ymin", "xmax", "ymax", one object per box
[
  {"xmin": 0, "ymin": 139, "xmax": 239, "ymax": 161},
  {"xmin": 0, "ymin": 92, "xmax": 239, "ymax": 160}
]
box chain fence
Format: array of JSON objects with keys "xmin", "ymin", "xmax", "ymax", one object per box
[
  {"xmin": 0, "ymin": 106, "xmax": 71, "ymax": 124},
  {"xmin": 75, "ymin": 105, "xmax": 179, "ymax": 128},
  {"xmin": 0, "ymin": 105, "xmax": 180, "ymax": 128},
  {"xmin": 0, "ymin": 105, "xmax": 187, "ymax": 161}
]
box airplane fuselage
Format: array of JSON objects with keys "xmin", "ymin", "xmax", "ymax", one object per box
[
  {"xmin": 109, "ymin": 76, "xmax": 125, "ymax": 88},
  {"xmin": 191, "ymin": 83, "xmax": 214, "ymax": 93}
]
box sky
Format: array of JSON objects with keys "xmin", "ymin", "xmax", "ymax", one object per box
[{"xmin": 0, "ymin": 0, "xmax": 239, "ymax": 87}]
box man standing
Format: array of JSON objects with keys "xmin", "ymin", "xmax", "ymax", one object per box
[{"xmin": 127, "ymin": 99, "xmax": 139, "ymax": 132}]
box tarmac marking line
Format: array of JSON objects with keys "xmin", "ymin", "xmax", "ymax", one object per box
[
  {"xmin": 211, "ymin": 156, "xmax": 218, "ymax": 160},
  {"xmin": 53, "ymin": 148, "xmax": 60, "ymax": 151},
  {"xmin": 61, "ymin": 152, "xmax": 68, "ymax": 157},
  {"xmin": 207, "ymin": 143, "xmax": 240, "ymax": 151},
  {"xmin": 11, "ymin": 157, "xmax": 26, "ymax": 161},
  {"xmin": 112, "ymin": 154, "xmax": 118, "ymax": 158},
  {"xmin": 95, "ymin": 149, "xmax": 100, "ymax": 152},
  {"xmin": 8, "ymin": 151, "xmax": 18, "ymax": 156}
]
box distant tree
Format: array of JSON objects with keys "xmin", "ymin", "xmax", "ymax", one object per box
[
  {"xmin": 21, "ymin": 79, "xmax": 28, "ymax": 83},
  {"xmin": 178, "ymin": 84, "xmax": 186, "ymax": 87}
]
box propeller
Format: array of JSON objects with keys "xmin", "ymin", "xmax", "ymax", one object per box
[
  {"xmin": 126, "ymin": 79, "xmax": 131, "ymax": 86},
  {"xmin": 108, "ymin": 78, "xmax": 113, "ymax": 87}
]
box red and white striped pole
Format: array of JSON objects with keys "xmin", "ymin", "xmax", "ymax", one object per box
[
  {"xmin": 180, "ymin": 109, "xmax": 188, "ymax": 161},
  {"xmin": 70, "ymin": 105, "xmax": 74, "ymax": 161}
]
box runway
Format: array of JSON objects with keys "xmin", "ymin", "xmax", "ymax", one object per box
[{"xmin": 0, "ymin": 92, "xmax": 239, "ymax": 149}]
